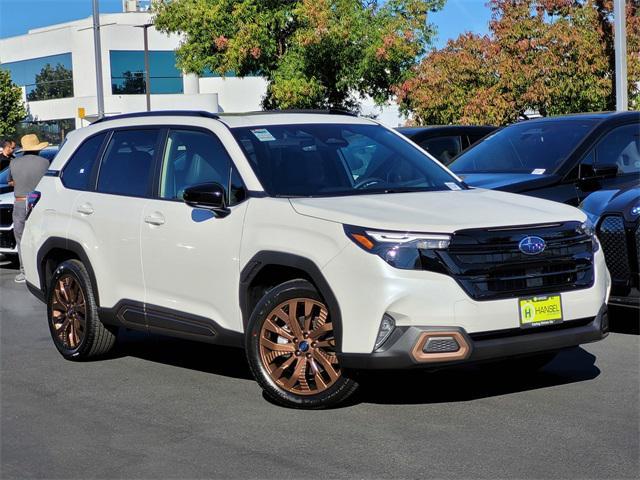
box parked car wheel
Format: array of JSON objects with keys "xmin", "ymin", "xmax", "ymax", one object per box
[
  {"xmin": 47, "ymin": 259, "xmax": 116, "ymax": 360},
  {"xmin": 246, "ymin": 279, "xmax": 358, "ymax": 409}
]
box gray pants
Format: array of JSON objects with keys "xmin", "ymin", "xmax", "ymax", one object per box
[{"xmin": 12, "ymin": 200, "xmax": 26, "ymax": 274}]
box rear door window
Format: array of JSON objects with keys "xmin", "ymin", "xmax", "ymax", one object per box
[{"xmin": 97, "ymin": 129, "xmax": 160, "ymax": 197}]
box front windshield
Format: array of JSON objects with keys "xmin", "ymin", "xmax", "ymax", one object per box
[
  {"xmin": 0, "ymin": 168, "xmax": 9, "ymax": 185},
  {"xmin": 231, "ymin": 123, "xmax": 463, "ymax": 197},
  {"xmin": 449, "ymin": 119, "xmax": 597, "ymax": 174}
]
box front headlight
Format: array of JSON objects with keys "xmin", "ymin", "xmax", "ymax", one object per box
[
  {"xmin": 344, "ymin": 225, "xmax": 451, "ymax": 271},
  {"xmin": 578, "ymin": 218, "xmax": 599, "ymax": 252},
  {"xmin": 580, "ymin": 218, "xmax": 596, "ymax": 237}
]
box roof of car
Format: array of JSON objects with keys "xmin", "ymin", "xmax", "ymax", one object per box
[
  {"xmin": 397, "ymin": 125, "xmax": 496, "ymax": 136},
  {"xmin": 516, "ymin": 111, "xmax": 639, "ymax": 124},
  {"xmin": 91, "ymin": 109, "xmax": 377, "ymax": 128},
  {"xmin": 217, "ymin": 111, "xmax": 376, "ymax": 128}
]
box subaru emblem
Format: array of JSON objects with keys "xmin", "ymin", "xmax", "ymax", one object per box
[{"xmin": 519, "ymin": 236, "xmax": 546, "ymax": 255}]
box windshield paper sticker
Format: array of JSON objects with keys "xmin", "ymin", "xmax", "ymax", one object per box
[
  {"xmin": 531, "ymin": 168, "xmax": 546, "ymax": 175},
  {"xmin": 251, "ymin": 128, "xmax": 276, "ymax": 142},
  {"xmin": 445, "ymin": 182, "xmax": 462, "ymax": 191}
]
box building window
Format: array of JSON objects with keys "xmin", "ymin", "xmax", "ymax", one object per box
[
  {"xmin": 16, "ymin": 119, "xmax": 75, "ymax": 145},
  {"xmin": 0, "ymin": 53, "xmax": 74, "ymax": 101},
  {"xmin": 110, "ymin": 50, "xmax": 183, "ymax": 95}
]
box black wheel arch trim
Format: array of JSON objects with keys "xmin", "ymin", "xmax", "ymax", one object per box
[
  {"xmin": 35, "ymin": 237, "xmax": 101, "ymax": 306},
  {"xmin": 239, "ymin": 251, "xmax": 344, "ymax": 352}
]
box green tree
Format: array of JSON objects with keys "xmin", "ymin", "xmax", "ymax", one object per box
[
  {"xmin": 26, "ymin": 63, "xmax": 74, "ymax": 101},
  {"xmin": 0, "ymin": 69, "xmax": 27, "ymax": 138},
  {"xmin": 397, "ymin": 0, "xmax": 640, "ymax": 125},
  {"xmin": 153, "ymin": 0, "xmax": 444, "ymax": 111}
]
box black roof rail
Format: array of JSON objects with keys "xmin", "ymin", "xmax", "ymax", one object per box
[
  {"xmin": 92, "ymin": 110, "xmax": 220, "ymax": 124},
  {"xmin": 232, "ymin": 108, "xmax": 358, "ymax": 117}
]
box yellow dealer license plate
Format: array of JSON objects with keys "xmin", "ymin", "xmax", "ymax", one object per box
[{"xmin": 519, "ymin": 295, "xmax": 563, "ymax": 328}]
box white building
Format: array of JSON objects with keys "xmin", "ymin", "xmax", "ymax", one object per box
[{"xmin": 0, "ymin": 2, "xmax": 402, "ymax": 142}]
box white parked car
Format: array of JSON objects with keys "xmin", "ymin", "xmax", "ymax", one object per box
[{"xmin": 21, "ymin": 111, "xmax": 610, "ymax": 408}]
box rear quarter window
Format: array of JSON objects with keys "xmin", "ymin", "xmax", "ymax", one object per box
[{"xmin": 61, "ymin": 132, "xmax": 108, "ymax": 190}]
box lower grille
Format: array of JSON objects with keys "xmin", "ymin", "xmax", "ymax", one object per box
[
  {"xmin": 597, "ymin": 216, "xmax": 630, "ymax": 282},
  {"xmin": 0, "ymin": 205, "xmax": 12, "ymax": 228},
  {"xmin": 0, "ymin": 230, "xmax": 16, "ymax": 249},
  {"xmin": 441, "ymin": 222, "xmax": 594, "ymax": 301}
]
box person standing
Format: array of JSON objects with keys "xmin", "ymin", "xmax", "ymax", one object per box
[
  {"xmin": 8, "ymin": 134, "xmax": 49, "ymax": 283},
  {"xmin": 0, "ymin": 139, "xmax": 16, "ymax": 171}
]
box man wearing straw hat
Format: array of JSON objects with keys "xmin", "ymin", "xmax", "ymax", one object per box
[{"xmin": 8, "ymin": 134, "xmax": 50, "ymax": 283}]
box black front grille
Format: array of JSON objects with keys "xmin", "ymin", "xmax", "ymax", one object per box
[
  {"xmin": 440, "ymin": 222, "xmax": 594, "ymax": 301},
  {"xmin": 597, "ymin": 216, "xmax": 631, "ymax": 283},
  {"xmin": 0, "ymin": 205, "xmax": 12, "ymax": 228},
  {"xmin": 0, "ymin": 230, "xmax": 16, "ymax": 249}
]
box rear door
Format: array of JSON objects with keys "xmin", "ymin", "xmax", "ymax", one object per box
[
  {"xmin": 69, "ymin": 128, "xmax": 162, "ymax": 309},
  {"xmin": 140, "ymin": 126, "xmax": 249, "ymax": 336}
]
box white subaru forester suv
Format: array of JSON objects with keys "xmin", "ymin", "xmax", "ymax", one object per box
[{"xmin": 21, "ymin": 111, "xmax": 610, "ymax": 408}]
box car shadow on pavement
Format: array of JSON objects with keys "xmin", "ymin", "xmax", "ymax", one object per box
[
  {"xmin": 352, "ymin": 347, "xmax": 600, "ymax": 406},
  {"xmin": 106, "ymin": 329, "xmax": 254, "ymax": 381}
]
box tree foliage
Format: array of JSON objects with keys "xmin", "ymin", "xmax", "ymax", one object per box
[
  {"xmin": 153, "ymin": 0, "xmax": 444, "ymax": 111},
  {"xmin": 397, "ymin": 0, "xmax": 640, "ymax": 125},
  {"xmin": 26, "ymin": 63, "xmax": 73, "ymax": 101},
  {"xmin": 0, "ymin": 69, "xmax": 27, "ymax": 138}
]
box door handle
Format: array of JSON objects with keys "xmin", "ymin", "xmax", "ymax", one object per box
[
  {"xmin": 76, "ymin": 203, "xmax": 94, "ymax": 215},
  {"xmin": 144, "ymin": 213, "xmax": 165, "ymax": 226}
]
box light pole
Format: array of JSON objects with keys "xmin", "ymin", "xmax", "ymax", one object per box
[
  {"xmin": 614, "ymin": 0, "xmax": 628, "ymax": 111},
  {"xmin": 135, "ymin": 23, "xmax": 154, "ymax": 112},
  {"xmin": 92, "ymin": 0, "xmax": 105, "ymax": 118}
]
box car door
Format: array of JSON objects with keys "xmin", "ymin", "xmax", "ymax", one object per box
[
  {"xmin": 70, "ymin": 128, "xmax": 162, "ymax": 310},
  {"xmin": 575, "ymin": 123, "xmax": 640, "ymax": 202},
  {"xmin": 140, "ymin": 126, "xmax": 249, "ymax": 337}
]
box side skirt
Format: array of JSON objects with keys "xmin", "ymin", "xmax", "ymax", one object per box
[{"xmin": 97, "ymin": 300, "xmax": 244, "ymax": 348}]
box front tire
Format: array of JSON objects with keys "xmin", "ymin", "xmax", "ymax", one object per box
[
  {"xmin": 47, "ymin": 259, "xmax": 116, "ymax": 360},
  {"xmin": 245, "ymin": 279, "xmax": 358, "ymax": 409}
]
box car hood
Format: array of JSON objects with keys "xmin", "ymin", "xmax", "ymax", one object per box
[
  {"xmin": 581, "ymin": 185, "xmax": 640, "ymax": 223},
  {"xmin": 456, "ymin": 173, "xmax": 559, "ymax": 192},
  {"xmin": 289, "ymin": 188, "xmax": 584, "ymax": 233}
]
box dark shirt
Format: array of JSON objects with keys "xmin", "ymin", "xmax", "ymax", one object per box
[{"xmin": 0, "ymin": 153, "xmax": 13, "ymax": 172}]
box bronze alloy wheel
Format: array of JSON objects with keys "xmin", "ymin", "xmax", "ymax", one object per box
[
  {"xmin": 50, "ymin": 274, "xmax": 87, "ymax": 350},
  {"xmin": 259, "ymin": 298, "xmax": 341, "ymax": 395}
]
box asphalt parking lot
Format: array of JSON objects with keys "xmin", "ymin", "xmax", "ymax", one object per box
[{"xmin": 0, "ymin": 255, "xmax": 638, "ymax": 479}]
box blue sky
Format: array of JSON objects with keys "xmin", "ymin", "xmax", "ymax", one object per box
[{"xmin": 0, "ymin": 0, "xmax": 491, "ymax": 48}]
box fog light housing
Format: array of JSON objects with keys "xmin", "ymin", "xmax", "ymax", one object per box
[{"xmin": 374, "ymin": 314, "xmax": 395, "ymax": 351}]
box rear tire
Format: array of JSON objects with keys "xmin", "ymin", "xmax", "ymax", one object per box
[
  {"xmin": 47, "ymin": 259, "xmax": 116, "ymax": 360},
  {"xmin": 245, "ymin": 279, "xmax": 358, "ymax": 409}
]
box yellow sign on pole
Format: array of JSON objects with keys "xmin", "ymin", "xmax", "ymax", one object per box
[{"xmin": 78, "ymin": 107, "xmax": 86, "ymax": 119}]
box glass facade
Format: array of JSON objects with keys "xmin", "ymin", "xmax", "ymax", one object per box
[
  {"xmin": 16, "ymin": 118, "xmax": 75, "ymax": 144},
  {"xmin": 0, "ymin": 53, "xmax": 74, "ymax": 101},
  {"xmin": 110, "ymin": 50, "xmax": 183, "ymax": 94}
]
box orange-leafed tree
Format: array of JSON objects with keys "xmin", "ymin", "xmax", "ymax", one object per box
[{"xmin": 397, "ymin": 0, "xmax": 640, "ymax": 125}]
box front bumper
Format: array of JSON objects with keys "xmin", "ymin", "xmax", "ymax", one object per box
[{"xmin": 338, "ymin": 304, "xmax": 608, "ymax": 370}]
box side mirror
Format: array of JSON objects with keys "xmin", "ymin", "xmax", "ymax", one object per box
[
  {"xmin": 183, "ymin": 182, "xmax": 230, "ymax": 216},
  {"xmin": 592, "ymin": 163, "xmax": 619, "ymax": 179}
]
